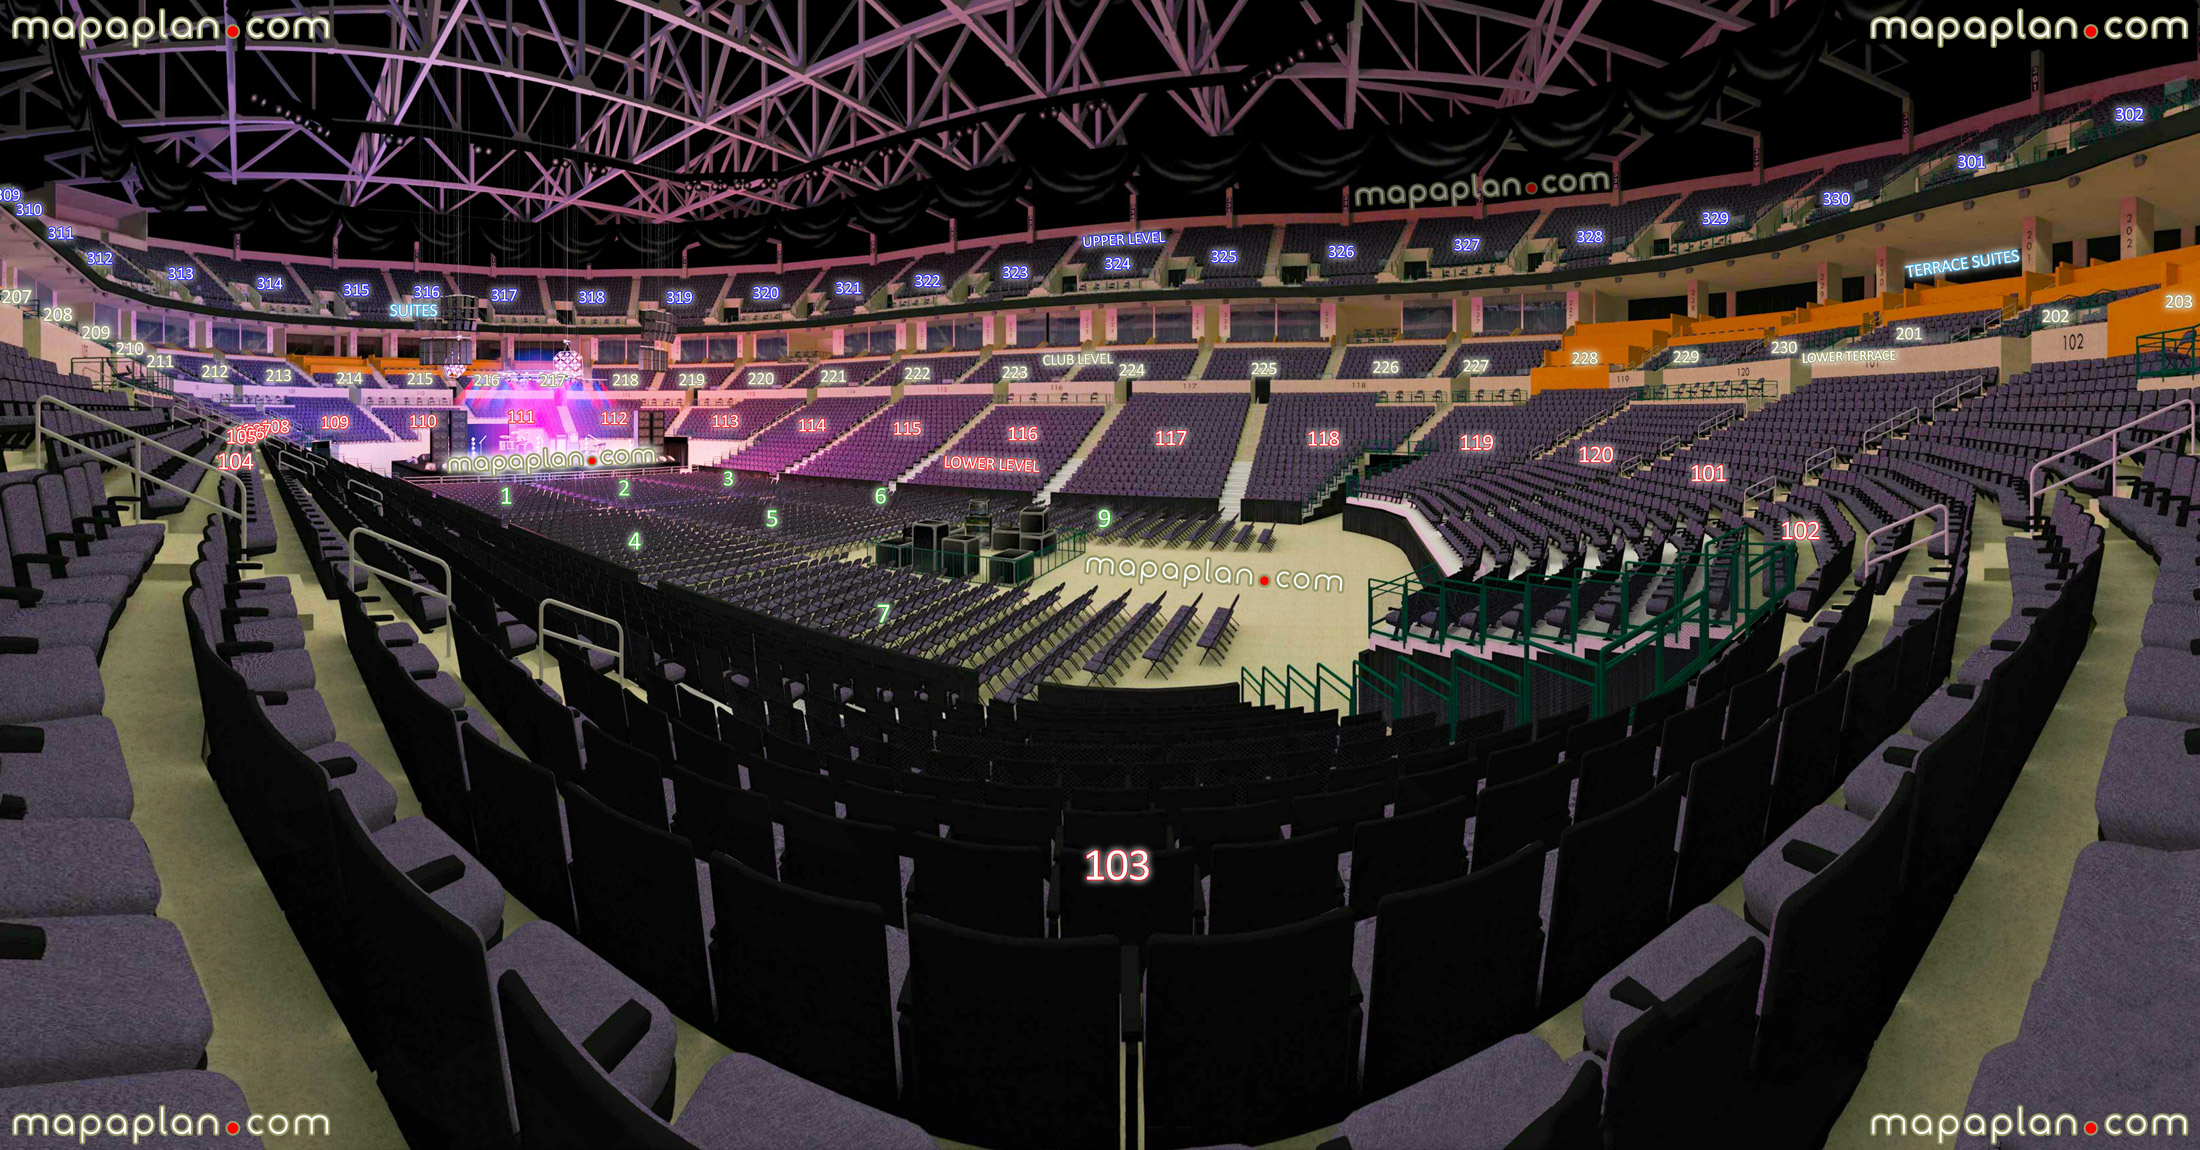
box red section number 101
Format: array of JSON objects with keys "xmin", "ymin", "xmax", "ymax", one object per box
[{"xmin": 1083, "ymin": 848, "xmax": 1152, "ymax": 883}]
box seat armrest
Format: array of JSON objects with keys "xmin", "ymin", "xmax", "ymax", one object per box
[
  {"xmin": 0, "ymin": 726, "xmax": 48, "ymax": 753},
  {"xmin": 0, "ymin": 637, "xmax": 40, "ymax": 655},
  {"xmin": 0, "ymin": 922, "xmax": 47, "ymax": 960},
  {"xmin": 221, "ymin": 607, "xmax": 270, "ymax": 621},
  {"xmin": 216, "ymin": 641, "xmax": 276, "ymax": 656},
  {"xmin": 13, "ymin": 552, "xmax": 67, "ymax": 583},
  {"xmin": 0, "ymin": 586, "xmax": 43, "ymax": 606},
  {"xmin": 1781, "ymin": 839, "xmax": 1839, "ymax": 874},
  {"xmin": 404, "ymin": 854, "xmax": 466, "ymax": 895},
  {"xmin": 46, "ymin": 531, "xmax": 99, "ymax": 556},
  {"xmin": 317, "ymin": 756, "xmax": 359, "ymax": 779},
  {"xmin": 1609, "ymin": 976, "xmax": 1663, "ymax": 1011},
  {"xmin": 72, "ymin": 515, "xmax": 110, "ymax": 540},
  {"xmin": 581, "ymin": 999, "xmax": 653, "ymax": 1072}
]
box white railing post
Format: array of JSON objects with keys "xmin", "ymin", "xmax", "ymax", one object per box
[
  {"xmin": 33, "ymin": 396, "xmax": 246, "ymax": 523},
  {"xmin": 535, "ymin": 598, "xmax": 628, "ymax": 684},
  {"xmin": 344, "ymin": 526, "xmax": 456, "ymax": 657},
  {"xmin": 2025, "ymin": 399, "xmax": 2196, "ymax": 527},
  {"xmin": 1856, "ymin": 503, "xmax": 1949, "ymax": 586}
]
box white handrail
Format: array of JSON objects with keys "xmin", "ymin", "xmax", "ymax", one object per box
[
  {"xmin": 1861, "ymin": 407, "xmax": 1922, "ymax": 453},
  {"xmin": 33, "ymin": 396, "xmax": 246, "ymax": 522},
  {"xmin": 1856, "ymin": 503, "xmax": 1948, "ymax": 585},
  {"xmin": 2025, "ymin": 399, "xmax": 2195, "ymax": 527},
  {"xmin": 1804, "ymin": 446, "xmax": 1838, "ymax": 477},
  {"xmin": 345, "ymin": 526, "xmax": 455, "ymax": 657},
  {"xmin": 1934, "ymin": 373, "xmax": 1987, "ymax": 411},
  {"xmin": 535, "ymin": 598, "xmax": 627, "ymax": 684},
  {"xmin": 347, "ymin": 479, "xmax": 386, "ymax": 510},
  {"xmin": 1743, "ymin": 476, "xmax": 1777, "ymax": 504}
]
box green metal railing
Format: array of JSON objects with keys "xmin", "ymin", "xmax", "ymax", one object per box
[
  {"xmin": 2137, "ymin": 321, "xmax": 2200, "ymax": 380},
  {"xmin": 1241, "ymin": 660, "xmax": 1359, "ymax": 715},
  {"xmin": 1366, "ymin": 527, "xmax": 1797, "ymax": 722}
]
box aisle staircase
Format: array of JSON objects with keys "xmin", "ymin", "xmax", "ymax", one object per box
[
  {"xmin": 891, "ymin": 402, "xmax": 998, "ymax": 488},
  {"xmin": 1039, "ymin": 403, "xmax": 1125, "ymax": 504},
  {"xmin": 1219, "ymin": 461, "xmax": 1253, "ymax": 519}
]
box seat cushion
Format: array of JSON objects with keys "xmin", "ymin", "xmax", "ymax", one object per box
[
  {"xmin": 313, "ymin": 743, "xmax": 398, "ymax": 832},
  {"xmin": 2140, "ymin": 603, "xmax": 2200, "ymax": 651},
  {"xmin": 1907, "ymin": 687, "xmax": 1979, "ymax": 742},
  {"xmin": 0, "ymin": 600, "xmax": 111, "ymax": 656},
  {"xmin": 0, "ymin": 648, "xmax": 105, "ymax": 725},
  {"xmin": 0, "ymin": 916, "xmax": 214, "ymax": 1088},
  {"xmin": 0, "ymin": 1070, "xmax": 264, "ymax": 1149},
  {"xmin": 1339, "ymin": 1033, "xmax": 1586, "ymax": 1150},
  {"xmin": 1581, "ymin": 904, "xmax": 1765, "ymax": 1057},
  {"xmin": 0, "ymin": 715, "xmax": 132, "ymax": 819},
  {"xmin": 487, "ymin": 921, "xmax": 679, "ymax": 1111},
  {"xmin": 258, "ymin": 689, "xmax": 337, "ymax": 751},
  {"xmin": 672, "ymin": 1052, "xmax": 935, "ymax": 1150},
  {"xmin": 229, "ymin": 648, "xmax": 317, "ymax": 692},
  {"xmin": 0, "ymin": 819, "xmax": 161, "ymax": 916},
  {"xmin": 371, "ymin": 816, "xmax": 505, "ymax": 946},
  {"xmin": 390, "ymin": 642, "xmax": 440, "ymax": 676},
  {"xmin": 2124, "ymin": 647, "xmax": 2200, "ymax": 725},
  {"xmin": 1743, "ymin": 804, "xmax": 1871, "ymax": 931},
  {"xmin": 2095, "ymin": 717, "xmax": 2200, "ymax": 851},
  {"xmin": 1840, "ymin": 741, "xmax": 1919, "ymax": 823}
]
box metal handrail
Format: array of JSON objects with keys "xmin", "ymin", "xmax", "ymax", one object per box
[
  {"xmin": 346, "ymin": 479, "xmax": 386, "ymax": 510},
  {"xmin": 1857, "ymin": 503, "xmax": 1948, "ymax": 585},
  {"xmin": 2025, "ymin": 399, "xmax": 2196, "ymax": 526},
  {"xmin": 535, "ymin": 598, "xmax": 628, "ymax": 684},
  {"xmin": 1743, "ymin": 476, "xmax": 1777, "ymax": 504},
  {"xmin": 1861, "ymin": 407, "xmax": 1922, "ymax": 452},
  {"xmin": 1934, "ymin": 373, "xmax": 1987, "ymax": 411},
  {"xmin": 345, "ymin": 526, "xmax": 456, "ymax": 657},
  {"xmin": 1804, "ymin": 446, "xmax": 1838, "ymax": 478},
  {"xmin": 33, "ymin": 396, "xmax": 246, "ymax": 522}
]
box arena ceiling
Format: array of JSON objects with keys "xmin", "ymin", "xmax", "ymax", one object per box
[{"xmin": 0, "ymin": 0, "xmax": 2182, "ymax": 262}]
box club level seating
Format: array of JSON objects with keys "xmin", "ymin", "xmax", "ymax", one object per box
[
  {"xmin": 1204, "ymin": 345, "xmax": 1331, "ymax": 380},
  {"xmin": 721, "ymin": 362, "xmax": 815, "ymax": 389},
  {"xmin": 1445, "ymin": 339, "xmax": 1560, "ymax": 377},
  {"xmin": 1336, "ymin": 342, "xmax": 1449, "ymax": 379},
  {"xmin": 882, "ymin": 356, "xmax": 978, "ymax": 387},
  {"xmin": 962, "ymin": 352, "xmax": 1077, "ymax": 384},
  {"xmin": 1086, "ymin": 348, "xmax": 1199, "ymax": 383}
]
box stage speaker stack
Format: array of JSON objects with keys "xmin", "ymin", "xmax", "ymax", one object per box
[
  {"xmin": 1021, "ymin": 505, "xmax": 1049, "ymax": 534},
  {"xmin": 1019, "ymin": 529, "xmax": 1058, "ymax": 556},
  {"xmin": 427, "ymin": 408, "xmax": 470, "ymax": 464},
  {"xmin": 911, "ymin": 519, "xmax": 951, "ymax": 573},
  {"xmin": 991, "ymin": 524, "xmax": 1024, "ymax": 550},
  {"xmin": 942, "ymin": 533, "xmax": 983, "ymax": 577}
]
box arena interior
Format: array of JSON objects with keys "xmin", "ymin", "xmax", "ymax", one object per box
[{"xmin": 0, "ymin": 0, "xmax": 2196, "ymax": 1146}]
